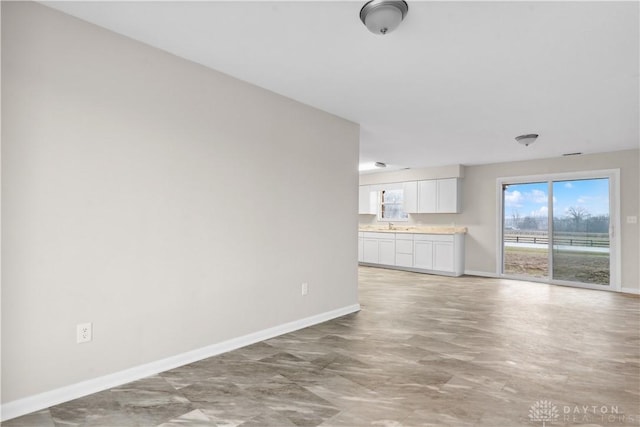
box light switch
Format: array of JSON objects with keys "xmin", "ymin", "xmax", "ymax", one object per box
[{"xmin": 627, "ymin": 216, "xmax": 638, "ymax": 224}]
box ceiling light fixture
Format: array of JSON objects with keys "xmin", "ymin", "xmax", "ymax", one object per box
[
  {"xmin": 358, "ymin": 162, "xmax": 389, "ymax": 172},
  {"xmin": 360, "ymin": 0, "xmax": 409, "ymax": 35},
  {"xmin": 515, "ymin": 133, "xmax": 538, "ymax": 147}
]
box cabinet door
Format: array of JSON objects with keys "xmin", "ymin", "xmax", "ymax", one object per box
[
  {"xmin": 402, "ymin": 181, "xmax": 418, "ymax": 213},
  {"xmin": 378, "ymin": 239, "xmax": 396, "ymax": 265},
  {"xmin": 363, "ymin": 239, "xmax": 379, "ymax": 263},
  {"xmin": 433, "ymin": 241, "xmax": 454, "ymax": 272},
  {"xmin": 396, "ymin": 239, "xmax": 413, "ymax": 254},
  {"xmin": 359, "ymin": 186, "xmax": 377, "ymax": 214},
  {"xmin": 414, "ymin": 240, "xmax": 434, "ymax": 270},
  {"xmin": 417, "ymin": 180, "xmax": 437, "ymax": 213},
  {"xmin": 437, "ymin": 178, "xmax": 459, "ymax": 213},
  {"xmin": 396, "ymin": 253, "xmax": 413, "ymax": 267}
]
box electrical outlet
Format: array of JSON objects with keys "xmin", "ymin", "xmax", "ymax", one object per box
[
  {"xmin": 77, "ymin": 323, "xmax": 92, "ymax": 344},
  {"xmin": 627, "ymin": 216, "xmax": 637, "ymax": 224},
  {"xmin": 301, "ymin": 282, "xmax": 309, "ymax": 296}
]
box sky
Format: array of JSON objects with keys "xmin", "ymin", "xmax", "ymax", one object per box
[{"xmin": 504, "ymin": 178, "xmax": 610, "ymax": 219}]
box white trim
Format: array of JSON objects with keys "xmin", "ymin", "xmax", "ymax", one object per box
[
  {"xmin": 0, "ymin": 304, "xmax": 361, "ymax": 422},
  {"xmin": 464, "ymin": 270, "xmax": 499, "ymax": 278},
  {"xmin": 496, "ymin": 182, "xmax": 504, "ymax": 275},
  {"xmin": 468, "ymin": 270, "xmax": 631, "ymax": 294},
  {"xmin": 548, "ymin": 181, "xmax": 555, "ymax": 281},
  {"xmin": 611, "ymin": 170, "xmax": 622, "ymax": 291}
]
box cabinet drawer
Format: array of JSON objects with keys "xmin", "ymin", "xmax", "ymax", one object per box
[
  {"xmin": 395, "ymin": 233, "xmax": 414, "ymax": 240},
  {"xmin": 363, "ymin": 232, "xmax": 393, "ymax": 239},
  {"xmin": 431, "ymin": 234, "xmax": 454, "ymax": 242},
  {"xmin": 414, "ymin": 234, "xmax": 454, "ymax": 243},
  {"xmin": 396, "ymin": 239, "xmax": 413, "ymax": 254}
]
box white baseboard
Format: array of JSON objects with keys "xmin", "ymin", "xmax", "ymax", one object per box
[
  {"xmin": 1, "ymin": 303, "xmax": 361, "ymax": 422},
  {"xmin": 464, "ymin": 269, "xmax": 499, "ymax": 278},
  {"xmin": 621, "ymin": 287, "xmax": 640, "ymax": 295}
]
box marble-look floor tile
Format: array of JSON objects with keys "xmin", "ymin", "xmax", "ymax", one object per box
[
  {"xmin": 0, "ymin": 410, "xmax": 55, "ymax": 427},
  {"xmin": 3, "ymin": 266, "xmax": 639, "ymax": 426},
  {"xmin": 157, "ymin": 409, "xmax": 214, "ymax": 427}
]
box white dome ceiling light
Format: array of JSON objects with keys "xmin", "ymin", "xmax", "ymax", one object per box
[
  {"xmin": 360, "ymin": 0, "xmax": 409, "ymax": 35},
  {"xmin": 515, "ymin": 134, "xmax": 539, "ymax": 147}
]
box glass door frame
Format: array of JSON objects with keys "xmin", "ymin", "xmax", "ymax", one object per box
[{"xmin": 496, "ymin": 169, "xmax": 621, "ymax": 292}]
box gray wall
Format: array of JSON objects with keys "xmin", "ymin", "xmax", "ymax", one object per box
[
  {"xmin": 360, "ymin": 150, "xmax": 639, "ymax": 291},
  {"xmin": 2, "ymin": 2, "xmax": 359, "ymax": 403}
]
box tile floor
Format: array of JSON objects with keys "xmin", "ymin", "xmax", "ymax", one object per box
[{"xmin": 4, "ymin": 267, "xmax": 640, "ymax": 426}]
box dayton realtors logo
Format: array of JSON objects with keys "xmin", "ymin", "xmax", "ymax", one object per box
[
  {"xmin": 529, "ymin": 400, "xmax": 559, "ymax": 426},
  {"xmin": 529, "ymin": 400, "xmax": 636, "ymax": 425}
]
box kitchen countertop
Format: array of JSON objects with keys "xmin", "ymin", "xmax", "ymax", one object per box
[{"xmin": 359, "ymin": 225, "xmax": 467, "ymax": 235}]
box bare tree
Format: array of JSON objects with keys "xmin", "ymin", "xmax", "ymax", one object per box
[
  {"xmin": 566, "ymin": 206, "xmax": 590, "ymax": 231},
  {"xmin": 511, "ymin": 210, "xmax": 521, "ymax": 229}
]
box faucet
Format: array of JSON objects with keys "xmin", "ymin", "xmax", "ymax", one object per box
[{"xmin": 388, "ymin": 222, "xmax": 394, "ymax": 230}]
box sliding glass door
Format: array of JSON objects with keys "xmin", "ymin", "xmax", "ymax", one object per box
[
  {"xmin": 500, "ymin": 171, "xmax": 617, "ymax": 290},
  {"xmin": 502, "ymin": 182, "xmax": 549, "ymax": 279},
  {"xmin": 551, "ymin": 178, "xmax": 610, "ymax": 285}
]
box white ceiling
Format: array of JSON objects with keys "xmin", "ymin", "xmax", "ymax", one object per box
[{"xmin": 44, "ymin": 1, "xmax": 639, "ymax": 171}]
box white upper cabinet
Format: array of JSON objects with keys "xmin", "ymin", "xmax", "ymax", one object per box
[
  {"xmin": 417, "ymin": 180, "xmax": 438, "ymax": 213},
  {"xmin": 362, "ymin": 178, "xmax": 461, "ymax": 215},
  {"xmin": 402, "ymin": 181, "xmax": 418, "ymax": 213},
  {"xmin": 410, "ymin": 178, "xmax": 460, "ymax": 214},
  {"xmin": 436, "ymin": 178, "xmax": 460, "ymax": 213},
  {"xmin": 358, "ymin": 186, "xmax": 377, "ymax": 214}
]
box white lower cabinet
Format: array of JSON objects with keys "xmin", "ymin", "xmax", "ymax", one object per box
[
  {"xmin": 415, "ymin": 234, "xmax": 460, "ymax": 274},
  {"xmin": 395, "ymin": 253, "xmax": 413, "ymax": 267},
  {"xmin": 362, "ymin": 232, "xmax": 395, "ymax": 265},
  {"xmin": 359, "ymin": 231, "xmax": 465, "ymax": 277},
  {"xmin": 434, "ymin": 241, "xmax": 454, "ymax": 272},
  {"xmin": 363, "ymin": 238, "xmax": 379, "ymax": 263},
  {"xmin": 413, "ymin": 239, "xmax": 434, "ymax": 270},
  {"xmin": 378, "ymin": 239, "xmax": 396, "ymax": 265},
  {"xmin": 395, "ymin": 234, "xmax": 414, "ymax": 267}
]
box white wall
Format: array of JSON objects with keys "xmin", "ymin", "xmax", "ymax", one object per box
[
  {"xmin": 360, "ymin": 150, "xmax": 639, "ymax": 291},
  {"xmin": 2, "ymin": 1, "xmax": 359, "ymax": 406}
]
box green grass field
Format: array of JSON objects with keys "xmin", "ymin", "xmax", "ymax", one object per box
[{"xmin": 504, "ymin": 247, "xmax": 610, "ymax": 285}]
